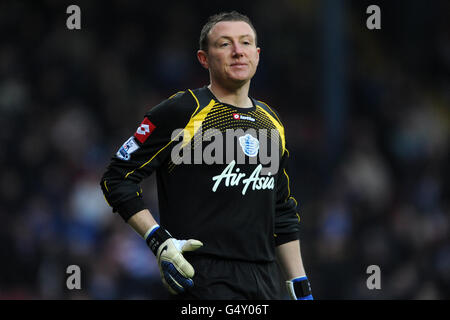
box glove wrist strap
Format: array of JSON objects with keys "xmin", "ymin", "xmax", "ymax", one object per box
[
  {"xmin": 292, "ymin": 276, "xmax": 312, "ymax": 298},
  {"xmin": 145, "ymin": 225, "xmax": 171, "ymax": 255}
]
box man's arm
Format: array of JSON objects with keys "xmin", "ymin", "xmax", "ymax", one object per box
[
  {"xmin": 273, "ymin": 141, "xmax": 313, "ymax": 299},
  {"xmin": 100, "ymin": 90, "xmax": 196, "ymax": 222},
  {"xmin": 100, "ymin": 91, "xmax": 202, "ymax": 295},
  {"xmin": 276, "ymin": 239, "xmax": 313, "ymax": 300},
  {"xmin": 275, "ymin": 239, "xmax": 306, "ymax": 280},
  {"xmin": 127, "ymin": 209, "xmax": 159, "ymax": 238}
]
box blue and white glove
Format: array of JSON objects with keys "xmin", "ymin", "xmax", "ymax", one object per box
[
  {"xmin": 286, "ymin": 276, "xmax": 314, "ymax": 300},
  {"xmin": 145, "ymin": 225, "xmax": 203, "ymax": 294}
]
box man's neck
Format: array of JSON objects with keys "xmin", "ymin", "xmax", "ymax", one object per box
[{"xmin": 208, "ymin": 82, "xmax": 252, "ymax": 108}]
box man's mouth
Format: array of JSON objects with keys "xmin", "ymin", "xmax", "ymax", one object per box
[{"xmin": 230, "ymin": 63, "xmax": 247, "ymax": 67}]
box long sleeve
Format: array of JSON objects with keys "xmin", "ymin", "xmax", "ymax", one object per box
[
  {"xmin": 274, "ymin": 148, "xmax": 301, "ymax": 246},
  {"xmin": 100, "ymin": 91, "xmax": 196, "ymax": 221}
]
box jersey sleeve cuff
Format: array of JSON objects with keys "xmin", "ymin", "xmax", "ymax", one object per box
[
  {"xmin": 275, "ymin": 232, "xmax": 299, "ymax": 246},
  {"xmin": 116, "ymin": 197, "xmax": 148, "ymax": 222}
]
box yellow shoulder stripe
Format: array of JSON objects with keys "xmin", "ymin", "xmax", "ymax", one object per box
[
  {"xmin": 188, "ymin": 89, "xmax": 200, "ymax": 110},
  {"xmin": 168, "ymin": 91, "xmax": 185, "ymax": 99},
  {"xmin": 257, "ymin": 100, "xmax": 283, "ymax": 125},
  {"xmin": 103, "ymin": 180, "xmax": 109, "ymax": 192},
  {"xmin": 283, "ymin": 168, "xmax": 291, "ymax": 200},
  {"xmin": 256, "ymin": 105, "xmax": 286, "ymax": 155},
  {"xmin": 102, "ymin": 193, "xmax": 111, "ymax": 207},
  {"xmin": 124, "ymin": 90, "xmax": 212, "ymax": 179},
  {"xmin": 124, "ymin": 137, "xmax": 177, "ymax": 179},
  {"xmin": 283, "ymin": 169, "xmax": 299, "ymax": 209},
  {"xmin": 181, "ymin": 99, "xmax": 216, "ymax": 148}
]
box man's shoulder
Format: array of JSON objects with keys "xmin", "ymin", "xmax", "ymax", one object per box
[
  {"xmin": 252, "ymin": 98, "xmax": 284, "ymax": 126},
  {"xmin": 144, "ymin": 88, "xmax": 197, "ymax": 117},
  {"xmin": 142, "ymin": 87, "xmax": 213, "ymax": 125},
  {"xmin": 152, "ymin": 87, "xmax": 211, "ymax": 112},
  {"xmin": 158, "ymin": 89, "xmax": 194, "ymax": 108}
]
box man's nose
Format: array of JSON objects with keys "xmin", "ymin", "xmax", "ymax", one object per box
[{"xmin": 232, "ymin": 43, "xmax": 244, "ymax": 56}]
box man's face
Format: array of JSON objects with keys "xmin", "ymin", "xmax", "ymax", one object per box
[{"xmin": 198, "ymin": 21, "xmax": 260, "ymax": 88}]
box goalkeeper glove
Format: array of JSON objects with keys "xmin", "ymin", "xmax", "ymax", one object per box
[
  {"xmin": 145, "ymin": 224, "xmax": 203, "ymax": 294},
  {"xmin": 286, "ymin": 276, "xmax": 313, "ymax": 300}
]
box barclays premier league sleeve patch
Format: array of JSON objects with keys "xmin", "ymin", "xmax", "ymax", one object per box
[{"xmin": 116, "ymin": 136, "xmax": 140, "ymax": 161}]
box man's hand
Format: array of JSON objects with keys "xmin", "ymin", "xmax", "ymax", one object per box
[
  {"xmin": 286, "ymin": 276, "xmax": 314, "ymax": 300},
  {"xmin": 146, "ymin": 225, "xmax": 203, "ymax": 294}
]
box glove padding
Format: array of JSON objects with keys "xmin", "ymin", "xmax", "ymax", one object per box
[
  {"xmin": 286, "ymin": 276, "xmax": 314, "ymax": 300},
  {"xmin": 156, "ymin": 237, "xmax": 203, "ymax": 294}
]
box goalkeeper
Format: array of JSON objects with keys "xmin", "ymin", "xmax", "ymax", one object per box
[{"xmin": 100, "ymin": 11, "xmax": 313, "ymax": 300}]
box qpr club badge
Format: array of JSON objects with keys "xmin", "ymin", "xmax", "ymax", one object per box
[{"xmin": 239, "ymin": 134, "xmax": 259, "ymax": 157}]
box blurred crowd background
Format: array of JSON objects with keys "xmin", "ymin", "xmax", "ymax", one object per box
[{"xmin": 0, "ymin": 0, "xmax": 448, "ymax": 299}]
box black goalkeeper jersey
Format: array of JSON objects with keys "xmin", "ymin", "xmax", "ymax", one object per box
[{"xmin": 101, "ymin": 87, "xmax": 300, "ymax": 262}]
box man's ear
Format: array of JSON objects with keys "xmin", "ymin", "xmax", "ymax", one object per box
[{"xmin": 197, "ymin": 50, "xmax": 209, "ymax": 69}]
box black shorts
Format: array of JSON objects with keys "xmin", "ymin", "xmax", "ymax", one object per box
[{"xmin": 173, "ymin": 253, "xmax": 284, "ymax": 300}]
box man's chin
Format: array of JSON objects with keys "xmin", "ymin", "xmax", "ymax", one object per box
[
  {"xmin": 226, "ymin": 78, "xmax": 251, "ymax": 90},
  {"xmin": 229, "ymin": 72, "xmax": 252, "ymax": 82},
  {"xmin": 213, "ymin": 74, "xmax": 253, "ymax": 91},
  {"xmin": 228, "ymin": 73, "xmax": 253, "ymax": 85}
]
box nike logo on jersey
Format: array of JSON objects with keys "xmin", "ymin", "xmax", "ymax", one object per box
[{"xmin": 212, "ymin": 160, "xmax": 274, "ymax": 195}]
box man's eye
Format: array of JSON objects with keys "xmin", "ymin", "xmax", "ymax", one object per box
[{"xmin": 220, "ymin": 43, "xmax": 230, "ymax": 47}]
